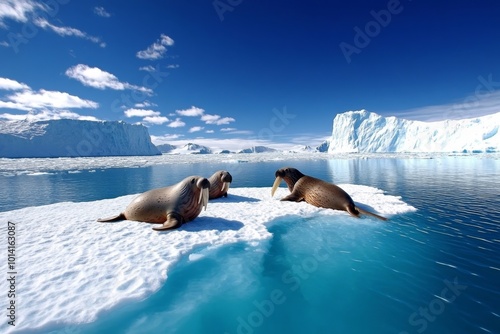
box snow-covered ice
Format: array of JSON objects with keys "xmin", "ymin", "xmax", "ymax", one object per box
[
  {"xmin": 327, "ymin": 110, "xmax": 500, "ymax": 153},
  {"xmin": 0, "ymin": 186, "xmax": 415, "ymax": 333}
]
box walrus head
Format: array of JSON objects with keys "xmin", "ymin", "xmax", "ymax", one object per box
[
  {"xmin": 210, "ymin": 170, "xmax": 232, "ymax": 195},
  {"xmin": 271, "ymin": 167, "xmax": 305, "ymax": 196},
  {"xmin": 188, "ymin": 176, "xmax": 210, "ymax": 210}
]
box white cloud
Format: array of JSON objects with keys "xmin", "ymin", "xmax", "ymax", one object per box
[
  {"xmin": 143, "ymin": 116, "xmax": 169, "ymax": 125},
  {"xmin": 168, "ymin": 118, "xmax": 186, "ymax": 128},
  {"xmin": 220, "ymin": 127, "xmax": 236, "ymax": 132},
  {"xmin": 33, "ymin": 17, "xmax": 105, "ymax": 47},
  {"xmin": 124, "ymin": 108, "xmax": 160, "ymax": 118},
  {"xmin": 176, "ymin": 106, "xmax": 205, "ymax": 117},
  {"xmin": 150, "ymin": 134, "xmax": 183, "ymax": 144},
  {"xmin": 206, "ymin": 130, "xmax": 214, "ymax": 134},
  {"xmin": 391, "ymin": 89, "xmax": 500, "ymax": 121},
  {"xmin": 66, "ymin": 64, "xmax": 153, "ymax": 95},
  {"xmin": 189, "ymin": 126, "xmax": 204, "ymax": 133},
  {"xmin": 0, "ymin": 89, "xmax": 98, "ymax": 111},
  {"xmin": 0, "ymin": 109, "xmax": 99, "ymax": 122},
  {"xmin": 201, "ymin": 113, "xmax": 235, "ymax": 125},
  {"xmin": 0, "ymin": 41, "xmax": 9, "ymax": 47},
  {"xmin": 134, "ymin": 101, "xmax": 156, "ymax": 108},
  {"xmin": 0, "ymin": 0, "xmax": 44, "ymax": 27},
  {"xmin": 216, "ymin": 116, "xmax": 235, "ymax": 125},
  {"xmin": 136, "ymin": 34, "xmax": 174, "ymax": 60},
  {"xmin": 139, "ymin": 65, "xmax": 155, "ymax": 72},
  {"xmin": 0, "ymin": 77, "xmax": 30, "ymax": 90},
  {"xmin": 94, "ymin": 6, "xmax": 111, "ymax": 18},
  {"xmin": 200, "ymin": 113, "xmax": 219, "ymax": 123},
  {"xmin": 167, "ymin": 64, "xmax": 179, "ymax": 69}
]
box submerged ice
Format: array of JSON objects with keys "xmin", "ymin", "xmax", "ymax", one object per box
[{"xmin": 0, "ymin": 186, "xmax": 414, "ymax": 333}]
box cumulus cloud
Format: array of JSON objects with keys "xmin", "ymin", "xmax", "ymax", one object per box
[
  {"xmin": 201, "ymin": 113, "xmax": 235, "ymax": 125},
  {"xmin": 143, "ymin": 116, "xmax": 169, "ymax": 125},
  {"xmin": 136, "ymin": 34, "xmax": 174, "ymax": 60},
  {"xmin": 176, "ymin": 106, "xmax": 205, "ymax": 117},
  {"xmin": 94, "ymin": 6, "xmax": 111, "ymax": 18},
  {"xmin": 33, "ymin": 18, "xmax": 105, "ymax": 47},
  {"xmin": 134, "ymin": 101, "xmax": 156, "ymax": 108},
  {"xmin": 167, "ymin": 64, "xmax": 179, "ymax": 69},
  {"xmin": 0, "ymin": 89, "xmax": 98, "ymax": 111},
  {"xmin": 189, "ymin": 126, "xmax": 204, "ymax": 133},
  {"xmin": 139, "ymin": 65, "xmax": 155, "ymax": 72},
  {"xmin": 205, "ymin": 130, "xmax": 214, "ymax": 134},
  {"xmin": 150, "ymin": 134, "xmax": 183, "ymax": 144},
  {"xmin": 66, "ymin": 64, "xmax": 153, "ymax": 95},
  {"xmin": 124, "ymin": 108, "xmax": 160, "ymax": 118},
  {"xmin": 0, "ymin": 109, "xmax": 99, "ymax": 122},
  {"xmin": 0, "ymin": 0, "xmax": 43, "ymax": 27},
  {"xmin": 168, "ymin": 118, "xmax": 186, "ymax": 128},
  {"xmin": 0, "ymin": 77, "xmax": 30, "ymax": 90}
]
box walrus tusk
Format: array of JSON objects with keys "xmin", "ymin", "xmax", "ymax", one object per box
[
  {"xmin": 221, "ymin": 181, "xmax": 231, "ymax": 193},
  {"xmin": 202, "ymin": 187, "xmax": 209, "ymax": 210},
  {"xmin": 271, "ymin": 176, "xmax": 282, "ymax": 197}
]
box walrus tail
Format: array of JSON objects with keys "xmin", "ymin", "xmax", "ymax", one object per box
[
  {"xmin": 355, "ymin": 207, "xmax": 388, "ymax": 221},
  {"xmin": 97, "ymin": 213, "xmax": 126, "ymax": 222}
]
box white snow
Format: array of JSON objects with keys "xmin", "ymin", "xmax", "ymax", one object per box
[
  {"xmin": 0, "ymin": 186, "xmax": 415, "ymax": 333},
  {"xmin": 328, "ymin": 110, "xmax": 500, "ymax": 153},
  {"xmin": 0, "ymin": 119, "xmax": 160, "ymax": 158}
]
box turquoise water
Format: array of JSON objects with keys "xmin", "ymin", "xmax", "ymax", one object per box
[{"xmin": 2, "ymin": 155, "xmax": 499, "ymax": 333}]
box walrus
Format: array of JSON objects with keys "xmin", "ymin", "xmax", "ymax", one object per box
[
  {"xmin": 271, "ymin": 167, "xmax": 387, "ymax": 221},
  {"xmin": 97, "ymin": 176, "xmax": 210, "ymax": 230},
  {"xmin": 208, "ymin": 170, "xmax": 232, "ymax": 199}
]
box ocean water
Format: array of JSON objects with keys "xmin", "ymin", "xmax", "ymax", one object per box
[{"xmin": 1, "ymin": 154, "xmax": 499, "ymax": 334}]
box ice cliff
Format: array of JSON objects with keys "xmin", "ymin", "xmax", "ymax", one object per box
[
  {"xmin": 0, "ymin": 119, "xmax": 161, "ymax": 158},
  {"xmin": 327, "ymin": 110, "xmax": 500, "ymax": 153}
]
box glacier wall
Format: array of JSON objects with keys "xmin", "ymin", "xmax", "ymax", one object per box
[
  {"xmin": 328, "ymin": 110, "xmax": 500, "ymax": 153},
  {"xmin": 0, "ymin": 119, "xmax": 161, "ymax": 158}
]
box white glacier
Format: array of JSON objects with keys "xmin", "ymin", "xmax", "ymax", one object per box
[
  {"xmin": 327, "ymin": 110, "xmax": 500, "ymax": 153},
  {"xmin": 0, "ymin": 119, "xmax": 161, "ymax": 158}
]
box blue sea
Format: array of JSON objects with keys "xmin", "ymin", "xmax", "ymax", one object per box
[{"xmin": 1, "ymin": 154, "xmax": 499, "ymax": 334}]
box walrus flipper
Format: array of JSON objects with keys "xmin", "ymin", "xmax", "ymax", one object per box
[
  {"xmin": 356, "ymin": 207, "xmax": 388, "ymax": 221},
  {"xmin": 280, "ymin": 193, "xmax": 304, "ymax": 202},
  {"xmin": 152, "ymin": 214, "xmax": 182, "ymax": 231},
  {"xmin": 97, "ymin": 213, "xmax": 126, "ymax": 222}
]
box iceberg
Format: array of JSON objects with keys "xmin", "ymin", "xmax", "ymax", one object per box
[
  {"xmin": 327, "ymin": 110, "xmax": 500, "ymax": 153},
  {"xmin": 0, "ymin": 186, "xmax": 414, "ymax": 333},
  {"xmin": 0, "ymin": 119, "xmax": 161, "ymax": 158}
]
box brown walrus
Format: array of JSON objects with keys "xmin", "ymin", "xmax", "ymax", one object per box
[
  {"xmin": 97, "ymin": 176, "xmax": 210, "ymax": 230},
  {"xmin": 271, "ymin": 167, "xmax": 387, "ymax": 221},
  {"xmin": 208, "ymin": 170, "xmax": 232, "ymax": 199}
]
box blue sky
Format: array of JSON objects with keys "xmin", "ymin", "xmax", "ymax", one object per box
[{"xmin": 1, "ymin": 0, "xmax": 500, "ymax": 150}]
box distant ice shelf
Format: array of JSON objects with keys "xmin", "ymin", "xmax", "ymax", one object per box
[
  {"xmin": 0, "ymin": 119, "xmax": 160, "ymax": 158},
  {"xmin": 326, "ymin": 110, "xmax": 500, "ymax": 153}
]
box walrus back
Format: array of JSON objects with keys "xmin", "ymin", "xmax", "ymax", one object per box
[{"xmin": 300, "ymin": 176, "xmax": 355, "ymax": 211}]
